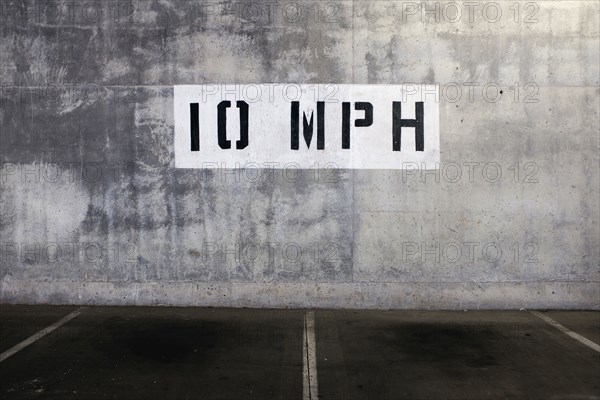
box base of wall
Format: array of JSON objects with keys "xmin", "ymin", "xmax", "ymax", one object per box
[{"xmin": 1, "ymin": 281, "xmax": 598, "ymax": 309}]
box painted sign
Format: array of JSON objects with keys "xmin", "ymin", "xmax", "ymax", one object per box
[{"xmin": 174, "ymin": 84, "xmax": 439, "ymax": 169}]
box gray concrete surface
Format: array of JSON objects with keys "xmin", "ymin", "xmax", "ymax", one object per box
[
  {"xmin": 0, "ymin": 306, "xmax": 599, "ymax": 399},
  {"xmin": 0, "ymin": 0, "xmax": 599, "ymax": 308}
]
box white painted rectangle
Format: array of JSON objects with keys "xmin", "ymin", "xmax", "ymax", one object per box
[{"xmin": 174, "ymin": 84, "xmax": 439, "ymax": 169}]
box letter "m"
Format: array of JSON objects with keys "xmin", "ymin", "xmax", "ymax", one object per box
[{"xmin": 291, "ymin": 102, "xmax": 325, "ymax": 150}]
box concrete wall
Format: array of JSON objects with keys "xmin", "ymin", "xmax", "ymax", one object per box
[{"xmin": 1, "ymin": 0, "xmax": 598, "ymax": 309}]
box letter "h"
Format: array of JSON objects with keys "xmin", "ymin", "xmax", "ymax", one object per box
[{"xmin": 392, "ymin": 102, "xmax": 424, "ymax": 151}]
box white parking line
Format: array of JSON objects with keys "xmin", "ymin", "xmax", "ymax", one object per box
[
  {"xmin": 0, "ymin": 307, "xmax": 87, "ymax": 362},
  {"xmin": 531, "ymin": 311, "xmax": 600, "ymax": 353},
  {"xmin": 303, "ymin": 311, "xmax": 318, "ymax": 400}
]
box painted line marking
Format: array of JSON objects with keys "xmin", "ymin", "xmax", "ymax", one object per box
[
  {"xmin": 303, "ymin": 311, "xmax": 318, "ymax": 400},
  {"xmin": 0, "ymin": 307, "xmax": 87, "ymax": 362},
  {"xmin": 531, "ymin": 311, "xmax": 600, "ymax": 353}
]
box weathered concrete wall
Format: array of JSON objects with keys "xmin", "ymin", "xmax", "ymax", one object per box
[{"xmin": 1, "ymin": 0, "xmax": 598, "ymax": 309}]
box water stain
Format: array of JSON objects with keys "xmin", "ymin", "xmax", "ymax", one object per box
[{"xmin": 380, "ymin": 323, "xmax": 500, "ymax": 369}]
